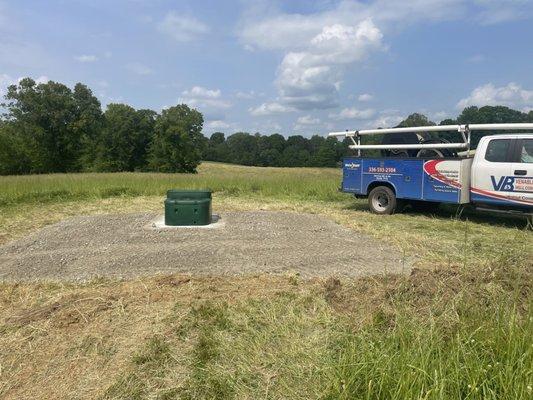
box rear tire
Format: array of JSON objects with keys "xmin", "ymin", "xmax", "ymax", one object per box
[{"xmin": 368, "ymin": 186, "xmax": 397, "ymax": 215}]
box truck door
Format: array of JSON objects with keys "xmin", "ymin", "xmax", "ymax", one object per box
[
  {"xmin": 471, "ymin": 138, "xmax": 514, "ymax": 205},
  {"xmin": 509, "ymin": 138, "xmax": 533, "ymax": 205}
]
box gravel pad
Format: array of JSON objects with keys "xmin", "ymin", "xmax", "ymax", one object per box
[{"xmin": 0, "ymin": 212, "xmax": 409, "ymax": 282}]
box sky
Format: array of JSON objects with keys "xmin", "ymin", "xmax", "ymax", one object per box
[{"xmin": 1, "ymin": 0, "xmax": 533, "ymax": 137}]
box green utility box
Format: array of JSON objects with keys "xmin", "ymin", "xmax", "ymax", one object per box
[{"xmin": 164, "ymin": 190, "xmax": 212, "ymax": 226}]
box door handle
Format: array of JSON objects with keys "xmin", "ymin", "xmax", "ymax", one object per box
[{"xmin": 514, "ymin": 170, "xmax": 527, "ymax": 176}]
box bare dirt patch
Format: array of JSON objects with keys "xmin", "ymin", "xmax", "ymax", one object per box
[{"xmin": 0, "ymin": 211, "xmax": 409, "ymax": 282}]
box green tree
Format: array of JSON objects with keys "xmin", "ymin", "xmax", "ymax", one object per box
[
  {"xmin": 336, "ymin": 137, "xmax": 351, "ymax": 161},
  {"xmin": 286, "ymin": 135, "xmax": 310, "ymax": 151},
  {"xmin": 93, "ymin": 104, "xmax": 139, "ymax": 171},
  {"xmin": 258, "ymin": 148, "xmax": 282, "ymax": 166},
  {"xmin": 2, "ymin": 78, "xmax": 104, "ymax": 173},
  {"xmin": 257, "ymin": 134, "xmax": 286, "ymax": 166},
  {"xmin": 148, "ymin": 104, "xmax": 204, "ymax": 173},
  {"xmin": 386, "ymin": 113, "xmax": 438, "ymax": 151},
  {"xmin": 0, "ymin": 122, "xmax": 32, "ymax": 175},
  {"xmin": 279, "ymin": 146, "xmax": 310, "ymax": 167},
  {"xmin": 133, "ymin": 109, "xmax": 158, "ymax": 170},
  {"xmin": 309, "ymin": 137, "xmax": 337, "ymax": 167},
  {"xmin": 204, "ymin": 132, "xmax": 226, "ymax": 161},
  {"xmin": 267, "ymin": 133, "xmax": 286, "ymax": 153},
  {"xmin": 209, "ymin": 132, "xmax": 225, "ymax": 146},
  {"xmin": 456, "ymin": 106, "xmax": 529, "ymax": 146},
  {"xmin": 397, "ymin": 113, "xmax": 436, "ymax": 128},
  {"xmin": 72, "ymin": 83, "xmax": 104, "ymax": 170},
  {"xmin": 457, "ymin": 105, "xmax": 527, "ymax": 125},
  {"xmin": 225, "ymin": 132, "xmax": 259, "ymax": 166},
  {"xmin": 3, "ymin": 78, "xmax": 81, "ymax": 172}
]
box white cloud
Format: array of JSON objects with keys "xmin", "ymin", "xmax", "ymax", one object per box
[
  {"xmin": 275, "ymin": 19, "xmax": 384, "ymax": 111},
  {"xmin": 457, "ymin": 82, "xmax": 533, "ymax": 110},
  {"xmin": 366, "ymin": 109, "xmax": 405, "ymax": 128},
  {"xmin": 249, "ymin": 101, "xmax": 295, "ymax": 116},
  {"xmin": 179, "ymin": 86, "xmax": 231, "ymax": 109},
  {"xmin": 239, "ymin": 4, "xmax": 394, "ymax": 111},
  {"xmin": 249, "ymin": 120, "xmax": 282, "ymax": 133},
  {"xmin": 157, "ymin": 12, "xmax": 209, "ymax": 42},
  {"xmin": 206, "ymin": 120, "xmax": 231, "ymax": 130},
  {"xmin": 238, "ymin": 0, "xmax": 532, "ymax": 115},
  {"xmin": 296, "ymin": 115, "xmax": 320, "ymax": 125},
  {"xmin": 74, "ymin": 54, "xmax": 98, "ymax": 63},
  {"xmin": 239, "ymin": 1, "xmax": 467, "ymax": 52},
  {"xmin": 183, "ymin": 86, "xmax": 221, "ymax": 99},
  {"xmin": 126, "ymin": 62, "xmax": 153, "ymax": 75},
  {"xmin": 329, "ymin": 107, "xmax": 376, "ymax": 120},
  {"xmin": 235, "ymin": 90, "xmax": 258, "ymax": 99},
  {"xmin": 358, "ymin": 93, "xmax": 374, "ymax": 102}
]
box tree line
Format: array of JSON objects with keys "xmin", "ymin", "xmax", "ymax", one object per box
[
  {"xmin": 1, "ymin": 78, "xmax": 532, "ymax": 175},
  {"xmin": 0, "ymin": 78, "xmax": 204, "ymax": 175},
  {"xmin": 203, "ymin": 132, "xmax": 349, "ymax": 167},
  {"xmin": 201, "ymin": 108, "xmax": 533, "ymax": 166}
]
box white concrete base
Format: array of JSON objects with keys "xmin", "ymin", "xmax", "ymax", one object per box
[{"xmin": 148, "ymin": 214, "xmax": 225, "ymax": 230}]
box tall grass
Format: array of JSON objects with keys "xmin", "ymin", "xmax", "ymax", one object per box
[
  {"xmin": 0, "ymin": 162, "xmax": 344, "ymax": 207},
  {"xmin": 325, "ymin": 305, "xmax": 532, "ymax": 399},
  {"xmin": 96, "ymin": 271, "xmax": 531, "ymax": 400}
]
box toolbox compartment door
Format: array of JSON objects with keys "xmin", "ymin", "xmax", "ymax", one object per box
[
  {"xmin": 361, "ymin": 159, "xmax": 423, "ymax": 199},
  {"xmin": 342, "ymin": 158, "xmax": 363, "ymax": 193},
  {"xmin": 422, "ymin": 159, "xmax": 469, "ymax": 204}
]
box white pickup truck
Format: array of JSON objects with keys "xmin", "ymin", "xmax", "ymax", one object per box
[
  {"xmin": 470, "ymin": 134, "xmax": 532, "ymax": 209},
  {"xmin": 329, "ymin": 124, "xmax": 533, "ymax": 216}
]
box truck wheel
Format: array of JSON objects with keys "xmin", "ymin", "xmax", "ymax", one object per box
[{"xmin": 368, "ymin": 186, "xmax": 397, "ymax": 215}]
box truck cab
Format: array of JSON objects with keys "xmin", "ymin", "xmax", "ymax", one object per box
[{"xmin": 471, "ymin": 135, "xmax": 533, "ymax": 209}]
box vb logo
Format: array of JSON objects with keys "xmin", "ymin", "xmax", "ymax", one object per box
[{"xmin": 490, "ymin": 176, "xmax": 515, "ymax": 191}]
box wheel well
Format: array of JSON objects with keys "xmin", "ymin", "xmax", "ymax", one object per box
[{"xmin": 366, "ymin": 181, "xmax": 396, "ymax": 196}]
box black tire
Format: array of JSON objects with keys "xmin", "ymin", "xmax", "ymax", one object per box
[
  {"xmin": 380, "ymin": 132, "xmax": 422, "ymax": 158},
  {"xmin": 416, "ymin": 139, "xmax": 458, "ymax": 158},
  {"xmin": 368, "ymin": 186, "xmax": 397, "ymax": 215}
]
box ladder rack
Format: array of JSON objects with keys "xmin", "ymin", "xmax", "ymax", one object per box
[{"xmin": 328, "ymin": 123, "xmax": 533, "ymax": 154}]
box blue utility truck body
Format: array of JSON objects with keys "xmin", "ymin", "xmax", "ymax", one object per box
[
  {"xmin": 341, "ymin": 157, "xmax": 472, "ymax": 205},
  {"xmin": 331, "ymin": 124, "xmax": 533, "ymax": 215}
]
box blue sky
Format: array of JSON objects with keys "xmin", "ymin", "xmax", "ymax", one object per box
[{"xmin": 1, "ymin": 0, "xmax": 532, "ymax": 136}]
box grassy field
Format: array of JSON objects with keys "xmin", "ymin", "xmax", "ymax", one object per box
[{"xmin": 0, "ymin": 162, "xmax": 531, "ymax": 399}]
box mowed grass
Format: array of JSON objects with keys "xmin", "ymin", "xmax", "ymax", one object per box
[{"xmin": 0, "ymin": 162, "xmax": 531, "ymax": 399}]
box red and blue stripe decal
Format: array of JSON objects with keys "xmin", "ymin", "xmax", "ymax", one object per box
[
  {"xmin": 423, "ymin": 159, "xmax": 533, "ymax": 207},
  {"xmin": 423, "ymin": 160, "xmax": 462, "ymax": 189}
]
